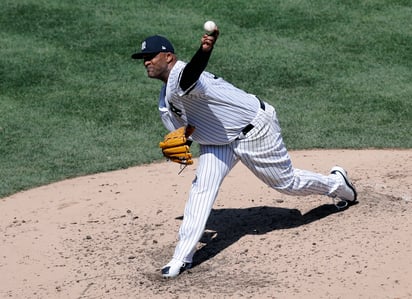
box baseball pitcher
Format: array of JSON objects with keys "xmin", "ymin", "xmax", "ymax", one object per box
[{"xmin": 131, "ymin": 25, "xmax": 357, "ymax": 278}]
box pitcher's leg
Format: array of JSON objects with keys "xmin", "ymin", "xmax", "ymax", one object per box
[
  {"xmin": 237, "ymin": 142, "xmax": 339, "ymax": 196},
  {"xmin": 234, "ymin": 105, "xmax": 354, "ymax": 200},
  {"xmin": 277, "ymin": 167, "xmax": 356, "ymax": 202},
  {"xmin": 162, "ymin": 144, "xmax": 238, "ymax": 277},
  {"xmin": 278, "ymin": 168, "xmax": 339, "ymax": 196}
]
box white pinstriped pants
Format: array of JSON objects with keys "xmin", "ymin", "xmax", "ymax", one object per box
[{"xmin": 173, "ymin": 103, "xmax": 343, "ymax": 263}]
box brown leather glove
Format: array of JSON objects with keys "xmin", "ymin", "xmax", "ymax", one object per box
[{"xmin": 159, "ymin": 125, "xmax": 195, "ymax": 165}]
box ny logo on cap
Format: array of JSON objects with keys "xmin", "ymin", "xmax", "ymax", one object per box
[{"xmin": 141, "ymin": 41, "xmax": 146, "ymax": 50}]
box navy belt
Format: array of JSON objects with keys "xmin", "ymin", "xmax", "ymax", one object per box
[{"xmin": 241, "ymin": 99, "xmax": 265, "ymax": 136}]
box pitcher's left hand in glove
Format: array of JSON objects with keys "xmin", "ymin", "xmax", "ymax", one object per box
[{"xmin": 159, "ymin": 125, "xmax": 195, "ymax": 165}]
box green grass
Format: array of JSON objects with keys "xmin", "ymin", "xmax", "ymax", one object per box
[{"xmin": 1, "ymin": 0, "xmax": 411, "ymax": 198}]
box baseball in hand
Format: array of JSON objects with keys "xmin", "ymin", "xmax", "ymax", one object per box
[{"xmin": 204, "ymin": 20, "xmax": 217, "ymax": 33}]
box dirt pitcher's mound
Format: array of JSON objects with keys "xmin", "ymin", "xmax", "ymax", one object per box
[{"xmin": 1, "ymin": 149, "xmax": 411, "ymax": 299}]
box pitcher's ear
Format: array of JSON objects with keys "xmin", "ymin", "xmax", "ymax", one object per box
[{"xmin": 166, "ymin": 52, "xmax": 175, "ymax": 63}]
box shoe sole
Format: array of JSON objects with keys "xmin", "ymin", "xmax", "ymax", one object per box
[{"xmin": 331, "ymin": 167, "xmax": 358, "ymax": 203}]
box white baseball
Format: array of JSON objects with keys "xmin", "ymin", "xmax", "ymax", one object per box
[{"xmin": 204, "ymin": 20, "xmax": 217, "ymax": 32}]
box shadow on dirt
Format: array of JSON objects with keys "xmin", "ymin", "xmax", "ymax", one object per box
[{"xmin": 185, "ymin": 203, "xmax": 356, "ymax": 267}]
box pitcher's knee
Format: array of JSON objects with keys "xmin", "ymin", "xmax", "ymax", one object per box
[
  {"xmin": 267, "ymin": 175, "xmax": 297, "ymax": 195},
  {"xmin": 268, "ymin": 173, "xmax": 317, "ymax": 196}
]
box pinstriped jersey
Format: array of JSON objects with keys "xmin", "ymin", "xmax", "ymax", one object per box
[{"xmin": 160, "ymin": 60, "xmax": 260, "ymax": 145}]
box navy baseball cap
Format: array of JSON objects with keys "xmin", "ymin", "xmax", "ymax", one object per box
[{"xmin": 131, "ymin": 35, "xmax": 175, "ymax": 59}]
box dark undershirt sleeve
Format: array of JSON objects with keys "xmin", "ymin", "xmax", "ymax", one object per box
[{"xmin": 179, "ymin": 46, "xmax": 213, "ymax": 92}]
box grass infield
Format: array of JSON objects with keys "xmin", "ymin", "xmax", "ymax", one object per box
[{"xmin": 1, "ymin": 0, "xmax": 411, "ymax": 198}]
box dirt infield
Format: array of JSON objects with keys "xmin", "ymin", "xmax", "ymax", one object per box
[{"xmin": 1, "ymin": 149, "xmax": 411, "ymax": 298}]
